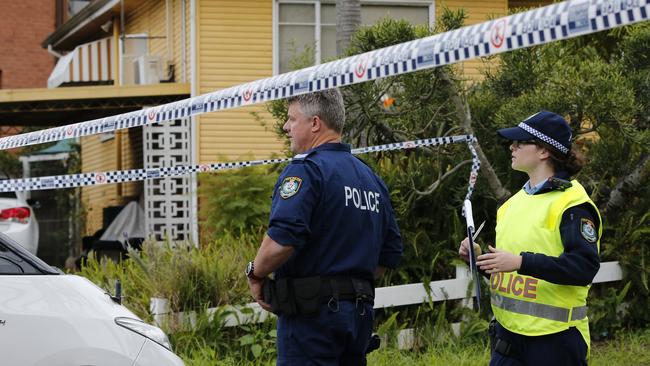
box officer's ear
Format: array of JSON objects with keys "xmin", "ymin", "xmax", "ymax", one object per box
[
  {"xmin": 537, "ymin": 147, "xmax": 555, "ymax": 168},
  {"xmin": 311, "ymin": 115, "xmax": 322, "ymax": 132},
  {"xmin": 537, "ymin": 145, "xmax": 551, "ymax": 161}
]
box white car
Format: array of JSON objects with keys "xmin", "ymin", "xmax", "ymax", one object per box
[
  {"xmin": 0, "ymin": 233, "xmax": 185, "ymax": 366},
  {"xmin": 0, "ymin": 191, "xmax": 39, "ymax": 255}
]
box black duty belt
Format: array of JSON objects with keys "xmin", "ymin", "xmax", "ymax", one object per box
[
  {"xmin": 263, "ymin": 275, "xmax": 374, "ymax": 316},
  {"xmin": 318, "ymin": 275, "xmax": 374, "ymax": 300}
]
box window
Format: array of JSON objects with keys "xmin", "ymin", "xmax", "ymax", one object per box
[
  {"xmin": 68, "ymin": 0, "xmax": 92, "ymax": 17},
  {"xmin": 0, "ymin": 256, "xmax": 23, "ymax": 274},
  {"xmin": 0, "ymin": 241, "xmax": 57, "ymax": 275},
  {"xmin": 0, "ymin": 192, "xmax": 17, "ymax": 199},
  {"xmin": 275, "ymin": 1, "xmax": 434, "ymax": 74}
]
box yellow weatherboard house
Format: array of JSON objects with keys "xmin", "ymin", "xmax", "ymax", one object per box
[{"xmin": 0, "ymin": 0, "xmax": 551, "ymax": 244}]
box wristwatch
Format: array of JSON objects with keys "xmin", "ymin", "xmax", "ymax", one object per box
[{"xmin": 245, "ymin": 261, "xmax": 264, "ymax": 281}]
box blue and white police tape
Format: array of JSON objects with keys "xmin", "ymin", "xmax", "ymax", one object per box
[
  {"xmin": 0, "ymin": 0, "xmax": 646, "ymax": 151},
  {"xmin": 0, "ymin": 135, "xmax": 477, "ymax": 193},
  {"xmin": 464, "ymin": 137, "xmax": 480, "ymax": 203}
]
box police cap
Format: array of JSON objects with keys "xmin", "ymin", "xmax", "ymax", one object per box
[{"xmin": 497, "ymin": 110, "xmax": 572, "ymax": 155}]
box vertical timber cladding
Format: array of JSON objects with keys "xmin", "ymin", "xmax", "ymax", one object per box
[
  {"xmin": 436, "ymin": 0, "xmax": 508, "ymax": 81},
  {"xmin": 196, "ymin": 0, "xmax": 282, "ymax": 163},
  {"xmin": 129, "ymin": 0, "xmax": 190, "ymax": 80},
  {"xmin": 508, "ymin": 1, "xmax": 554, "ymax": 9},
  {"xmin": 81, "ymin": 136, "xmax": 121, "ymax": 235},
  {"xmin": 81, "ymin": 130, "xmax": 144, "ymax": 237},
  {"xmin": 120, "ymin": 128, "xmax": 144, "ymax": 198},
  {"xmin": 128, "ymin": 0, "xmax": 168, "ymax": 57}
]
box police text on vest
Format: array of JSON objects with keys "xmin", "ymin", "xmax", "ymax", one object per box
[
  {"xmin": 344, "ymin": 186, "xmax": 380, "ymax": 213},
  {"xmin": 490, "ymin": 272, "xmax": 538, "ymax": 299}
]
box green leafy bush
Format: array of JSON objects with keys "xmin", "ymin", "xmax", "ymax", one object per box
[
  {"xmin": 78, "ymin": 231, "xmax": 259, "ymax": 318},
  {"xmin": 199, "ymin": 162, "xmax": 280, "ymax": 241}
]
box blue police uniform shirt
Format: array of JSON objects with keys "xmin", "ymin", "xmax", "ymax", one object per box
[
  {"xmin": 267, "ymin": 142, "xmax": 403, "ymax": 280},
  {"xmin": 523, "ymin": 178, "xmax": 548, "ymax": 195}
]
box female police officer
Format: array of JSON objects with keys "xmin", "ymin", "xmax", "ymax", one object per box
[{"xmin": 459, "ymin": 111, "xmax": 601, "ymax": 366}]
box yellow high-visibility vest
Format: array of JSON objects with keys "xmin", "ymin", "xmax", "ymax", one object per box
[{"xmin": 492, "ymin": 180, "xmax": 601, "ymax": 348}]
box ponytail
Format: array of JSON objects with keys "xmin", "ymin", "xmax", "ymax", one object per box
[{"xmin": 540, "ymin": 142, "xmax": 585, "ymax": 177}]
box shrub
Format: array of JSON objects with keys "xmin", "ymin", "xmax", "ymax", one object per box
[
  {"xmin": 78, "ymin": 231, "xmax": 260, "ymax": 319},
  {"xmin": 199, "ymin": 161, "xmax": 280, "ymax": 242}
]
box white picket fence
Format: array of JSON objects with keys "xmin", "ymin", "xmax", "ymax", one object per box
[{"xmin": 151, "ymin": 261, "xmax": 624, "ymax": 335}]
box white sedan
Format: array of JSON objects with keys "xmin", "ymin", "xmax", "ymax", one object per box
[
  {"xmin": 0, "ymin": 191, "xmax": 39, "ymax": 255},
  {"xmin": 0, "ymin": 233, "xmax": 185, "ymax": 366}
]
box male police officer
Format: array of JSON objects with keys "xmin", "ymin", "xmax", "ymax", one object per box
[{"xmin": 246, "ymin": 89, "xmax": 403, "ymax": 365}]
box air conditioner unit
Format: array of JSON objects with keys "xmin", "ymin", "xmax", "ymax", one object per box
[{"xmin": 133, "ymin": 55, "xmax": 162, "ymax": 85}]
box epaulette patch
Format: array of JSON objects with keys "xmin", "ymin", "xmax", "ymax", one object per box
[
  {"xmin": 580, "ymin": 218, "xmax": 597, "ymax": 243},
  {"xmin": 279, "ymin": 176, "xmax": 302, "ymax": 199}
]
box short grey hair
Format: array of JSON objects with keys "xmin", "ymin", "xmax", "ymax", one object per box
[{"xmin": 287, "ymin": 89, "xmax": 345, "ymax": 133}]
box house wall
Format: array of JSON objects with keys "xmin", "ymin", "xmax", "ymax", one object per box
[
  {"xmin": 81, "ymin": 0, "xmax": 188, "ymax": 235},
  {"xmin": 193, "ymin": 0, "xmax": 518, "ymax": 162},
  {"xmin": 79, "ymin": 0, "xmax": 553, "ymax": 235},
  {"xmin": 508, "ymin": 0, "xmax": 553, "ymax": 10},
  {"xmin": 174, "ymin": 0, "xmax": 192, "ymax": 82},
  {"xmin": 196, "ymin": 0, "xmax": 283, "ymax": 163},
  {"xmin": 127, "ymin": 0, "xmax": 191, "ymax": 82},
  {"xmin": 437, "ymin": 0, "xmax": 508, "ymax": 81},
  {"xmin": 0, "ymin": 0, "xmax": 56, "ymax": 89},
  {"xmin": 80, "ymin": 128, "xmax": 143, "ymax": 235},
  {"xmin": 80, "ymin": 135, "xmax": 120, "ymax": 235}
]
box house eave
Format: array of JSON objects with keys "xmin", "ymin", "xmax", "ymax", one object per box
[{"xmin": 41, "ymin": 0, "xmax": 120, "ymax": 51}]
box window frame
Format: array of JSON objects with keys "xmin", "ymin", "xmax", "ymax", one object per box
[{"xmin": 273, "ymin": 0, "xmax": 436, "ymax": 75}]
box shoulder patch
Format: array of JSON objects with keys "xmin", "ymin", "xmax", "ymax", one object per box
[
  {"xmin": 279, "ymin": 176, "xmax": 302, "ymax": 199},
  {"xmin": 580, "ymin": 218, "xmax": 597, "ymax": 243}
]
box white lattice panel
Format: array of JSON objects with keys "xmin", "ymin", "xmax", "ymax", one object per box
[{"xmin": 144, "ymin": 118, "xmax": 192, "ymax": 242}]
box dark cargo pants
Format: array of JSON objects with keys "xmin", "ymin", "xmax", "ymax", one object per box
[{"xmin": 276, "ymin": 300, "xmax": 373, "ymax": 366}]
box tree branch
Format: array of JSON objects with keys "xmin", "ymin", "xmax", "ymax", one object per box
[
  {"xmin": 414, "ymin": 159, "xmax": 472, "ymax": 197},
  {"xmin": 438, "ymin": 70, "xmax": 511, "ymax": 201},
  {"xmin": 602, "ymin": 153, "xmax": 650, "ymax": 214}
]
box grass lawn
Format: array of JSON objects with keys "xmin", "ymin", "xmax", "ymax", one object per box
[
  {"xmin": 591, "ymin": 328, "xmax": 650, "ymax": 366},
  {"xmin": 365, "ymin": 328, "xmax": 650, "ymax": 366},
  {"xmin": 182, "ymin": 328, "xmax": 650, "ymax": 365}
]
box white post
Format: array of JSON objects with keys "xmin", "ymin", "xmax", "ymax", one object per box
[
  {"xmin": 456, "ymin": 263, "xmax": 473, "ymax": 310},
  {"xmin": 19, "ymin": 157, "xmax": 31, "ymax": 199},
  {"xmin": 150, "ymin": 297, "xmax": 170, "ymax": 327}
]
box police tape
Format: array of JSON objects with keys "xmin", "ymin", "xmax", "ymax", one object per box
[
  {"xmin": 0, "ymin": 135, "xmax": 477, "ymax": 193},
  {"xmin": 0, "ymin": 0, "xmax": 647, "ymax": 151},
  {"xmin": 464, "ymin": 137, "xmax": 480, "ymax": 203}
]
